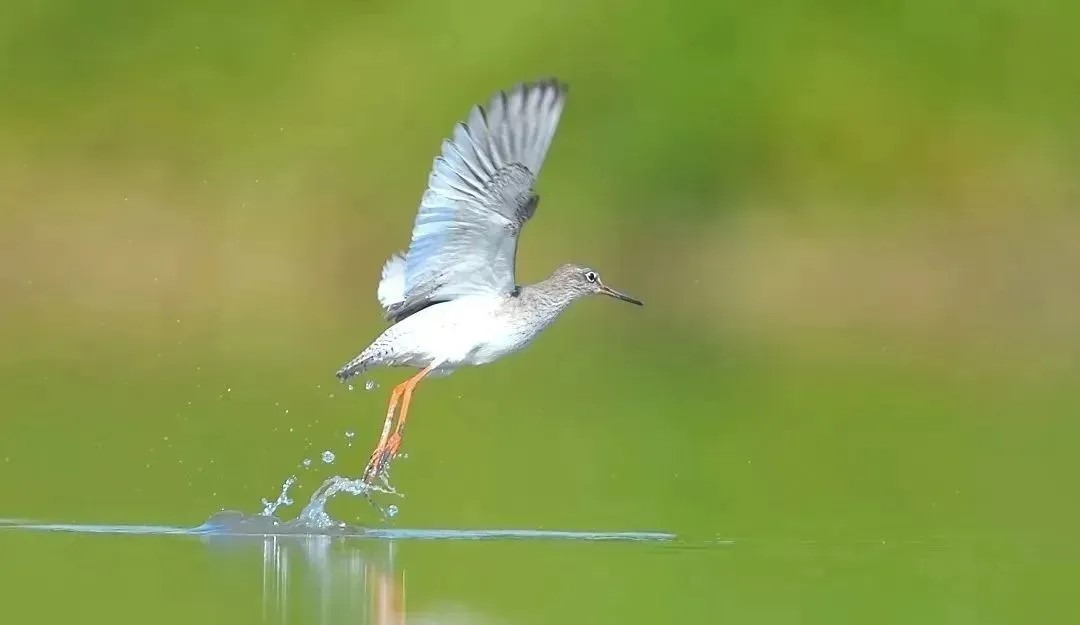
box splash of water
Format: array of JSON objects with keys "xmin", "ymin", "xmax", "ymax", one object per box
[
  {"xmin": 260, "ymin": 474, "xmax": 298, "ymax": 517},
  {"xmin": 252, "ymin": 385, "xmax": 407, "ymax": 528},
  {"xmin": 292, "ymin": 476, "xmax": 399, "ymax": 529},
  {"xmin": 258, "ymin": 468, "xmax": 398, "ymax": 528},
  {"xmin": 255, "ymin": 434, "xmax": 403, "ymax": 529}
]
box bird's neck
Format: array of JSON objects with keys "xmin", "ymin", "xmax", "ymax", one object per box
[{"xmin": 516, "ymin": 279, "xmax": 579, "ymax": 319}]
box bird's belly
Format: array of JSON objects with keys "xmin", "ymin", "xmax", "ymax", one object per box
[
  {"xmin": 461, "ymin": 316, "xmax": 549, "ymax": 366},
  {"xmin": 464, "ymin": 331, "xmax": 528, "ymax": 366},
  {"xmin": 383, "ymin": 297, "xmax": 529, "ymax": 369},
  {"xmin": 439, "ymin": 313, "xmax": 537, "ymax": 367}
]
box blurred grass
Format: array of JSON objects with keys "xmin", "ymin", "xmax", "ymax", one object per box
[
  {"xmin": 2, "ymin": 6, "xmax": 1080, "ymax": 624},
  {"xmin": 1, "ymin": 0, "xmax": 1078, "ymax": 541}
]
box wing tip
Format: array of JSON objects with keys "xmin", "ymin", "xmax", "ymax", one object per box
[
  {"xmin": 462, "ymin": 78, "xmax": 569, "ymax": 124},
  {"xmin": 502, "ymin": 76, "xmax": 569, "ymax": 104},
  {"xmin": 473, "ymin": 77, "xmax": 568, "ymax": 115},
  {"xmin": 515, "ymin": 75, "xmax": 569, "ymax": 91},
  {"xmin": 466, "ymin": 76, "xmax": 570, "ymax": 174}
]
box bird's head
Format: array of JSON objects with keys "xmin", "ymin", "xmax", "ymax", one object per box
[{"xmin": 549, "ymin": 263, "xmax": 643, "ymax": 306}]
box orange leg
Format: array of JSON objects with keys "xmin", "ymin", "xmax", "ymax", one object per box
[
  {"xmin": 362, "ymin": 382, "xmax": 407, "ymax": 483},
  {"xmin": 362, "ymin": 364, "xmax": 435, "ymax": 484},
  {"xmin": 384, "ymin": 365, "xmax": 434, "ymax": 459}
]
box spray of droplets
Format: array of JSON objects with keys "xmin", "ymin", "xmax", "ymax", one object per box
[
  {"xmin": 259, "ymin": 474, "xmax": 297, "ymax": 517},
  {"xmin": 252, "ymin": 389, "xmax": 403, "ymax": 525}
]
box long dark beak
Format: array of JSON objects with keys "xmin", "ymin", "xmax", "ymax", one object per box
[{"xmin": 599, "ymin": 283, "xmax": 643, "ymax": 306}]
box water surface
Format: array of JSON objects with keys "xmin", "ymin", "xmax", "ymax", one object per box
[{"xmin": 3, "ymin": 515, "xmax": 1073, "ymax": 624}]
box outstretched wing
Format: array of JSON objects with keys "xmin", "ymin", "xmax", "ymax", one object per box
[{"xmin": 378, "ymin": 78, "xmax": 568, "ymax": 322}]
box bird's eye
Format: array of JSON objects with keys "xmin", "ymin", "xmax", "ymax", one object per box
[{"xmin": 584, "ymin": 271, "xmax": 598, "ymax": 283}]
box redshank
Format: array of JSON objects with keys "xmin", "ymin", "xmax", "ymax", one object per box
[{"xmin": 335, "ymin": 78, "xmax": 642, "ymax": 486}]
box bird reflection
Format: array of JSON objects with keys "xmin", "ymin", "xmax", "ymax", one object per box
[{"xmin": 256, "ymin": 535, "xmax": 405, "ymax": 625}]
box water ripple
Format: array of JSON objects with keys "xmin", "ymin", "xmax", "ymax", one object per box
[{"xmin": 0, "ymin": 514, "xmax": 676, "ymax": 542}]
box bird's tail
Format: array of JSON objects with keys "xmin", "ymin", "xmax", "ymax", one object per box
[{"xmin": 335, "ymin": 351, "xmax": 374, "ymax": 381}]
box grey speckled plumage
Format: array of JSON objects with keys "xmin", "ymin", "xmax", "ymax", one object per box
[{"xmin": 331, "ymin": 78, "xmax": 643, "ymax": 487}]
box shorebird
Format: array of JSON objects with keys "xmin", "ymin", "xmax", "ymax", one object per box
[{"xmin": 335, "ymin": 78, "xmax": 642, "ymax": 486}]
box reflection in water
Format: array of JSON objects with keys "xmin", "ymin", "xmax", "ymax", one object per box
[
  {"xmin": 252, "ymin": 535, "xmax": 405, "ymax": 625},
  {"xmin": 1, "ymin": 516, "xmax": 672, "ymax": 624},
  {"xmin": 240, "ymin": 529, "xmax": 670, "ymax": 624}
]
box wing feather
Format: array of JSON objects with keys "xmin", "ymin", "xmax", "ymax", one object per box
[{"xmin": 383, "ymin": 78, "xmax": 568, "ymax": 322}]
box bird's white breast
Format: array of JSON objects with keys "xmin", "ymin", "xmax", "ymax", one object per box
[{"xmin": 381, "ymin": 295, "xmax": 540, "ymax": 370}]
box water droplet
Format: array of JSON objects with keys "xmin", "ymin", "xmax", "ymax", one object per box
[
  {"xmin": 364, "ymin": 380, "xmax": 377, "ymax": 391},
  {"xmin": 260, "ymin": 475, "xmax": 298, "ymax": 516},
  {"xmin": 386, "ymin": 505, "xmax": 398, "ymax": 518},
  {"xmin": 284, "ymin": 409, "xmax": 290, "ymax": 415},
  {"xmin": 347, "ymin": 384, "xmax": 354, "ymax": 392},
  {"xmin": 321, "ymin": 450, "xmax": 335, "ymax": 464},
  {"xmin": 226, "ymin": 387, "xmax": 232, "ymax": 393}
]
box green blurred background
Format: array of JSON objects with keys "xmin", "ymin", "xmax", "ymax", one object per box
[{"xmin": 1, "ymin": 0, "xmax": 1079, "ymax": 622}]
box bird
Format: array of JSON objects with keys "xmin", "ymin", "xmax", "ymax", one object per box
[{"xmin": 335, "ymin": 78, "xmax": 643, "ymax": 488}]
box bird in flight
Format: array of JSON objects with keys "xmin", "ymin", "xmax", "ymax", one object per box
[{"xmin": 335, "ymin": 78, "xmax": 643, "ymax": 488}]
